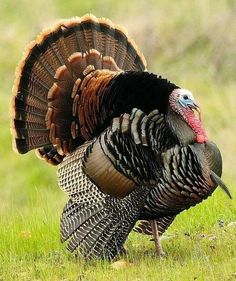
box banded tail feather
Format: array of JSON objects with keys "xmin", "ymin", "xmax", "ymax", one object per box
[
  {"xmin": 11, "ymin": 14, "xmax": 147, "ymax": 163},
  {"xmin": 36, "ymin": 145, "xmax": 64, "ymax": 165}
]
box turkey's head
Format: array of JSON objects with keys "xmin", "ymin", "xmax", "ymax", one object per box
[{"xmin": 167, "ymin": 88, "xmax": 208, "ymax": 145}]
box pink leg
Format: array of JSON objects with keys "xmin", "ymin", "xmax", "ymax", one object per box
[{"xmin": 150, "ymin": 220, "xmax": 165, "ymax": 256}]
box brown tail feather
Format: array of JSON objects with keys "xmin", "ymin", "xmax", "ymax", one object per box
[
  {"xmin": 11, "ymin": 14, "xmax": 146, "ymax": 163},
  {"xmin": 36, "ymin": 145, "xmax": 64, "ymax": 165}
]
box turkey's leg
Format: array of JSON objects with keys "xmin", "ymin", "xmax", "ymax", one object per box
[{"xmin": 150, "ymin": 220, "xmax": 165, "ymax": 256}]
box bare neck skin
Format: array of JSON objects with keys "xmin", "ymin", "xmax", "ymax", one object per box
[{"xmin": 166, "ymin": 108, "xmax": 196, "ymax": 145}]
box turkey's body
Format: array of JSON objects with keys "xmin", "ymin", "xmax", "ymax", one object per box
[{"xmin": 10, "ymin": 14, "xmax": 230, "ymax": 259}]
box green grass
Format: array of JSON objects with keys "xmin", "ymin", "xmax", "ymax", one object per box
[
  {"xmin": 0, "ymin": 188, "xmax": 235, "ymax": 280},
  {"xmin": 0, "ymin": 0, "xmax": 236, "ymax": 280}
]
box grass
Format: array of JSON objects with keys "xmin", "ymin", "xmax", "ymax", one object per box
[
  {"xmin": 0, "ymin": 0, "xmax": 236, "ymax": 280},
  {"xmin": 0, "ymin": 188, "xmax": 235, "ymax": 280}
]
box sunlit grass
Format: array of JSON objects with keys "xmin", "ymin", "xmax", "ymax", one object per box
[
  {"xmin": 0, "ymin": 186, "xmax": 235, "ymax": 280},
  {"xmin": 0, "ymin": 0, "xmax": 235, "ymax": 280}
]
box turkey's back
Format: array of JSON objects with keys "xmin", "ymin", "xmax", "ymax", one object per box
[{"xmin": 10, "ymin": 14, "xmax": 147, "ymax": 164}]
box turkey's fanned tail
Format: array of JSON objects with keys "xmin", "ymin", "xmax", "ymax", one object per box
[{"xmin": 10, "ymin": 14, "xmax": 147, "ymax": 163}]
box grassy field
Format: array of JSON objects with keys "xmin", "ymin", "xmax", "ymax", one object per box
[{"xmin": 0, "ymin": 0, "xmax": 236, "ymax": 280}]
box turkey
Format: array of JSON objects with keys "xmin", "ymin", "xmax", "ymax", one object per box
[{"xmin": 10, "ymin": 14, "xmax": 231, "ymax": 259}]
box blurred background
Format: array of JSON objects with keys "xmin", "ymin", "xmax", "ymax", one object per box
[{"xmin": 0, "ymin": 0, "xmax": 235, "ymax": 260}]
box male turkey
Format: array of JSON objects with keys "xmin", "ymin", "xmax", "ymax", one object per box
[{"xmin": 10, "ymin": 14, "xmax": 231, "ymax": 259}]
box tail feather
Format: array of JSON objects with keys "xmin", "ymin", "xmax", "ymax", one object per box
[
  {"xmin": 36, "ymin": 145, "xmax": 63, "ymax": 165},
  {"xmin": 11, "ymin": 14, "xmax": 146, "ymax": 161},
  {"xmin": 19, "ymin": 77, "xmax": 49, "ymax": 102}
]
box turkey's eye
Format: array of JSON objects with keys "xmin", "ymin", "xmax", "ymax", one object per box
[{"xmin": 183, "ymin": 95, "xmax": 188, "ymax": 100}]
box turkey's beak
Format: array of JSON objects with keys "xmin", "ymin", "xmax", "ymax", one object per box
[
  {"xmin": 194, "ymin": 106, "xmax": 202, "ymax": 122},
  {"xmin": 188, "ymin": 102, "xmax": 202, "ymax": 122}
]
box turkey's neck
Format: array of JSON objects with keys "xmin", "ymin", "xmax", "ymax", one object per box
[{"xmin": 166, "ymin": 108, "xmax": 195, "ymax": 145}]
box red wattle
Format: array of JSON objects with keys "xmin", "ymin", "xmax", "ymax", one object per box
[
  {"xmin": 195, "ymin": 134, "xmax": 207, "ymax": 143},
  {"xmin": 184, "ymin": 109, "xmax": 208, "ymax": 143}
]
